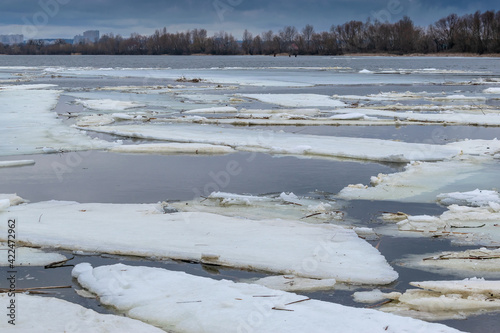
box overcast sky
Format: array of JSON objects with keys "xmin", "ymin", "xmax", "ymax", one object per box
[{"xmin": 0, "ymin": 0, "xmax": 498, "ymax": 40}]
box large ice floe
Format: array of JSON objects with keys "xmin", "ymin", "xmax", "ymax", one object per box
[
  {"xmin": 0, "ymin": 294, "xmax": 165, "ymax": 332},
  {"xmin": 0, "ymin": 84, "xmax": 110, "ymax": 157},
  {"xmin": 79, "ymin": 123, "xmax": 463, "ymax": 162},
  {"xmin": 357, "ymin": 278, "xmax": 500, "ymax": 321},
  {"xmin": 71, "ymin": 263, "xmax": 462, "ymax": 333},
  {"xmin": 0, "ymin": 196, "xmax": 397, "ymax": 284}
]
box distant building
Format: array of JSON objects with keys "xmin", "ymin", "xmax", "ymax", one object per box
[
  {"xmin": 73, "ymin": 30, "xmax": 100, "ymax": 44},
  {"xmin": 0, "ymin": 34, "xmax": 24, "ymax": 45}
]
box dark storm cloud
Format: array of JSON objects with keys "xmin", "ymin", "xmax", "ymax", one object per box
[{"xmin": 0, "ymin": 0, "xmax": 498, "ymax": 38}]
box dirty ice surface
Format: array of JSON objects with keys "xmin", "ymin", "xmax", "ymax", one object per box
[
  {"xmin": 72, "ymin": 263, "xmax": 461, "ymax": 333},
  {"xmin": 372, "ymin": 278, "xmax": 500, "ymax": 321},
  {"xmin": 0, "ymin": 294, "xmax": 165, "ymax": 332},
  {"xmin": 0, "ymin": 196, "xmax": 397, "ymax": 284}
]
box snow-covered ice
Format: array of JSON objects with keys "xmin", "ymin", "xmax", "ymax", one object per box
[
  {"xmin": 0, "ymin": 197, "xmax": 397, "ymax": 284},
  {"xmin": 437, "ymin": 189, "xmax": 500, "ymax": 207},
  {"xmin": 72, "ymin": 263, "xmax": 461, "ymax": 333},
  {"xmin": 0, "ymin": 294, "xmax": 165, "ymax": 332}
]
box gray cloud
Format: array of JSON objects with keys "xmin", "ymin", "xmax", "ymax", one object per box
[{"xmin": 0, "ymin": 0, "xmax": 497, "ymax": 39}]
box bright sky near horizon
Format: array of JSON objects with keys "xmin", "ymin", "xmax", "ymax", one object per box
[{"xmin": 0, "ymin": 0, "xmax": 498, "ymax": 39}]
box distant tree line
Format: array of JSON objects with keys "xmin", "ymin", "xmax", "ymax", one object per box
[{"xmin": 1, "ymin": 10, "xmax": 500, "ymax": 56}]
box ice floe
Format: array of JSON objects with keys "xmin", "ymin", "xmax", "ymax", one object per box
[
  {"xmin": 376, "ymin": 278, "xmax": 500, "ymax": 321},
  {"xmin": 183, "ymin": 106, "xmax": 238, "ymax": 114},
  {"xmin": 328, "ymin": 108, "xmax": 500, "ymax": 126},
  {"xmin": 0, "ymin": 294, "xmax": 165, "ymax": 332},
  {"xmin": 170, "ymin": 192, "xmax": 345, "ymax": 222},
  {"xmin": 0, "ymin": 245, "xmax": 66, "ymax": 266},
  {"xmin": 0, "ymin": 197, "xmax": 397, "ymax": 284},
  {"xmin": 396, "ymin": 248, "xmax": 500, "ymax": 278},
  {"xmin": 79, "ymin": 124, "xmax": 462, "ymax": 162},
  {"xmin": 0, "ymin": 85, "xmax": 111, "ymax": 157},
  {"xmin": 437, "ymin": 189, "xmax": 500, "ymax": 207},
  {"xmin": 483, "ymin": 87, "xmax": 500, "ymax": 94},
  {"xmin": 75, "ymin": 98, "xmax": 145, "ymax": 111},
  {"xmin": 250, "ymin": 275, "xmax": 337, "ymax": 292},
  {"xmin": 72, "ymin": 263, "xmax": 460, "ymax": 333},
  {"xmin": 337, "ymin": 158, "xmax": 490, "ymax": 203},
  {"xmin": 110, "ymin": 143, "xmax": 235, "ymax": 155},
  {"xmin": 395, "ymin": 203, "xmax": 500, "ymax": 245},
  {"xmin": 0, "ymin": 160, "xmax": 35, "ymax": 168},
  {"xmin": 241, "ymin": 93, "xmax": 347, "ymax": 108}
]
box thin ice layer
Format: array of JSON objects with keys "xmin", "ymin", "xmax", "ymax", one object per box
[
  {"xmin": 110, "ymin": 143, "xmax": 235, "ymax": 155},
  {"xmin": 337, "ymin": 158, "xmax": 488, "ymax": 203},
  {"xmin": 0, "ymin": 85, "xmax": 110, "ymax": 157},
  {"xmin": 75, "ymin": 98, "xmax": 145, "ymax": 111},
  {"xmin": 80, "ymin": 124, "xmax": 461, "ymax": 162},
  {"xmin": 0, "ymin": 199, "xmax": 397, "ymax": 284},
  {"xmin": 170, "ymin": 192, "xmax": 345, "ymax": 222},
  {"xmin": 72, "ymin": 263, "xmax": 461, "ymax": 333},
  {"xmin": 0, "ymin": 294, "xmax": 165, "ymax": 332},
  {"xmin": 0, "ymin": 245, "xmax": 66, "ymax": 266}
]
